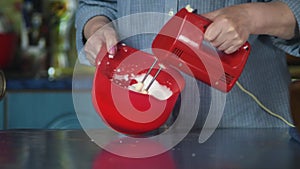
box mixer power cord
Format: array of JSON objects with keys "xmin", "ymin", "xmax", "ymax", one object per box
[{"xmin": 236, "ymin": 81, "xmax": 295, "ymax": 128}]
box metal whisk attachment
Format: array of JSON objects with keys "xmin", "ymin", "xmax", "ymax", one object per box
[{"xmin": 133, "ymin": 59, "xmax": 165, "ymax": 94}]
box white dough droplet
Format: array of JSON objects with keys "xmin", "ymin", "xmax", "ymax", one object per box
[
  {"xmin": 132, "ymin": 82, "xmax": 144, "ymax": 92},
  {"xmin": 108, "ymin": 54, "xmax": 114, "ymax": 59}
]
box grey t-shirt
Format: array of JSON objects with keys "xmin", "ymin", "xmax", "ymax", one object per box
[{"xmin": 75, "ymin": 0, "xmax": 300, "ymax": 128}]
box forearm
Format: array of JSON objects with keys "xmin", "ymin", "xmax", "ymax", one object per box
[{"xmin": 247, "ymin": 1, "xmax": 297, "ymax": 39}]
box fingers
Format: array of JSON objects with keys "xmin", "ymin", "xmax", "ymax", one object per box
[
  {"xmin": 204, "ymin": 21, "xmax": 222, "ymax": 42},
  {"xmin": 202, "ymin": 8, "xmax": 250, "ymax": 54},
  {"xmin": 103, "ymin": 27, "xmax": 118, "ymax": 57},
  {"xmin": 202, "ymin": 10, "xmax": 222, "ymax": 42},
  {"xmin": 84, "ymin": 37, "xmax": 103, "ymax": 66},
  {"xmin": 204, "ymin": 18, "xmax": 248, "ymax": 54},
  {"xmin": 84, "ymin": 25, "xmax": 118, "ymax": 66}
]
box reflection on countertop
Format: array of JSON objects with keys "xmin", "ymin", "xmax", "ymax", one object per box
[{"xmin": 0, "ymin": 129, "xmax": 299, "ymax": 169}]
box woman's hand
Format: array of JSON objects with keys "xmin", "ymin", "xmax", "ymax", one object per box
[
  {"xmin": 202, "ymin": 5, "xmax": 251, "ymax": 54},
  {"xmin": 83, "ymin": 16, "xmax": 118, "ymax": 66},
  {"xmin": 202, "ymin": 1, "xmax": 297, "ymax": 54}
]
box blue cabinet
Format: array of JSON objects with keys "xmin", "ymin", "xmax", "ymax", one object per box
[
  {"xmin": 5, "ymin": 91, "xmax": 81, "ymax": 129},
  {"xmin": 0, "ymin": 77, "xmax": 107, "ymax": 130}
]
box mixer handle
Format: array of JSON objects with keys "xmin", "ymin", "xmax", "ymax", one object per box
[{"xmin": 183, "ymin": 5, "xmax": 213, "ymax": 34}]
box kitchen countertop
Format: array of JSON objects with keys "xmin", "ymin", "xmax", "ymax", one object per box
[{"xmin": 0, "ymin": 128, "xmax": 300, "ymax": 169}]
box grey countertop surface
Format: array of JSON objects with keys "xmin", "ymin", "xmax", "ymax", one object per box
[{"xmin": 0, "ymin": 128, "xmax": 299, "ymax": 169}]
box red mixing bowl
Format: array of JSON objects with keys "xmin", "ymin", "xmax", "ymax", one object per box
[{"xmin": 92, "ymin": 44, "xmax": 185, "ymax": 135}]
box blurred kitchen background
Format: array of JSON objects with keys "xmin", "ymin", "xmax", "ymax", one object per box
[
  {"xmin": 0, "ymin": 0, "xmax": 299, "ymax": 131},
  {"xmin": 1, "ymin": 0, "xmax": 77, "ymax": 79},
  {"xmin": 0, "ymin": 0, "xmax": 83, "ymax": 130}
]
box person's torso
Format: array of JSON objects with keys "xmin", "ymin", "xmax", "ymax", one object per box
[{"xmin": 113, "ymin": 0, "xmax": 292, "ymax": 128}]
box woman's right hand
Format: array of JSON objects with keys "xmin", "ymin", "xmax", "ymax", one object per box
[{"xmin": 83, "ymin": 16, "xmax": 118, "ymax": 66}]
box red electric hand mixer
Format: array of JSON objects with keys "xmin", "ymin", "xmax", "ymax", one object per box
[{"xmin": 92, "ymin": 6, "xmax": 251, "ymax": 135}]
